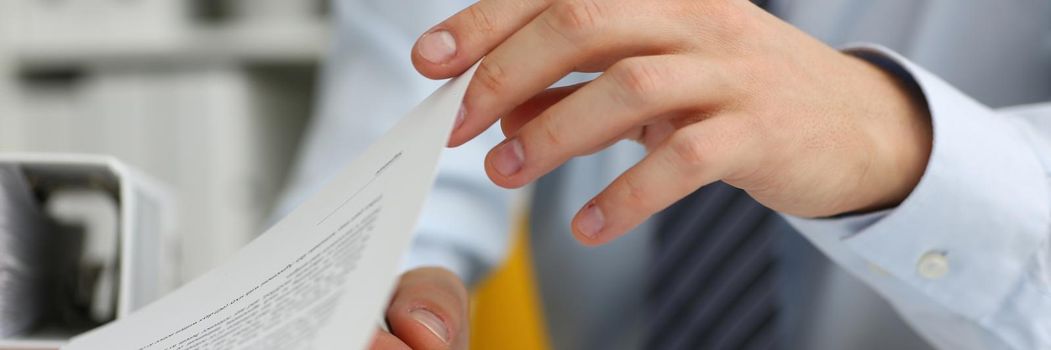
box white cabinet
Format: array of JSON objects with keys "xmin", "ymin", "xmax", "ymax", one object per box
[{"xmin": 0, "ymin": 0, "xmax": 329, "ymax": 283}]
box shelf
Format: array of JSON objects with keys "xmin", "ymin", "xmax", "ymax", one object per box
[{"xmin": 13, "ymin": 20, "xmax": 331, "ymax": 70}]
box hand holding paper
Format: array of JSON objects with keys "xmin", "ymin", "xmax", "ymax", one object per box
[{"xmin": 368, "ymin": 267, "xmax": 468, "ymax": 350}]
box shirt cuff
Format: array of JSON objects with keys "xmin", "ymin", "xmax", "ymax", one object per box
[
  {"xmin": 402, "ymin": 239, "xmax": 476, "ymax": 282},
  {"xmin": 785, "ymin": 44, "xmax": 1050, "ymax": 320}
]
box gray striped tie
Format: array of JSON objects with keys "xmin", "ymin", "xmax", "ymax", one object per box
[{"xmin": 646, "ymin": 182, "xmax": 793, "ymax": 350}]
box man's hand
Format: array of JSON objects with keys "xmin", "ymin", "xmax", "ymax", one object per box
[
  {"xmin": 412, "ymin": 0, "xmax": 931, "ymax": 245},
  {"xmin": 369, "ymin": 267, "xmax": 469, "ymax": 350}
]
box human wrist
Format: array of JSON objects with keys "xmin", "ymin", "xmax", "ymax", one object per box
[{"xmin": 844, "ymin": 53, "xmax": 932, "ymax": 215}]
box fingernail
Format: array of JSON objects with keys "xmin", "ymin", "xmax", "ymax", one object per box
[
  {"xmin": 418, "ymin": 30, "xmax": 457, "ymax": 64},
  {"xmin": 410, "ymin": 308, "xmax": 450, "ymax": 344},
  {"xmin": 454, "ymin": 103, "xmax": 466, "ymax": 131},
  {"xmin": 578, "ymin": 203, "xmax": 605, "ymax": 238},
  {"xmin": 492, "ymin": 138, "xmax": 524, "ymax": 177}
]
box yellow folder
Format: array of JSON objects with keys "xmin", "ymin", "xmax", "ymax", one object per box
[{"xmin": 470, "ymin": 213, "xmax": 551, "ymax": 350}]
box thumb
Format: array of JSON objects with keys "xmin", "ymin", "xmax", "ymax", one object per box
[{"xmin": 386, "ymin": 267, "xmax": 470, "ymax": 350}]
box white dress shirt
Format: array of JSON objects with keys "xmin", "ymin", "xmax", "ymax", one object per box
[
  {"xmin": 278, "ymin": 0, "xmax": 1051, "ymax": 348},
  {"xmin": 274, "ymin": 0, "xmax": 513, "ymax": 284}
]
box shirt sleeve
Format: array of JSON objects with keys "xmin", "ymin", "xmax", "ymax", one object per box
[
  {"xmin": 273, "ymin": 0, "xmax": 512, "ymax": 286},
  {"xmin": 785, "ymin": 44, "xmax": 1051, "ymax": 349},
  {"xmin": 402, "ymin": 125, "xmax": 515, "ymax": 285}
]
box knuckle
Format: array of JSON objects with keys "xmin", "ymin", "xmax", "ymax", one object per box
[
  {"xmin": 536, "ymin": 118, "xmax": 565, "ymax": 150},
  {"xmin": 609, "ymin": 59, "xmax": 664, "ymax": 108},
  {"xmin": 464, "ymin": 4, "xmax": 498, "ymax": 35},
  {"xmin": 474, "ymin": 60, "xmax": 509, "ymax": 95},
  {"xmin": 546, "ymin": 0, "xmax": 605, "ymax": 40},
  {"xmin": 617, "ymin": 173, "xmax": 652, "ymax": 211},
  {"xmin": 698, "ymin": 1, "xmax": 758, "ymax": 42},
  {"xmin": 669, "ymin": 131, "xmax": 712, "ymax": 167}
]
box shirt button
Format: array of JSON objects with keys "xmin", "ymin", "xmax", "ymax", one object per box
[{"xmin": 917, "ymin": 251, "xmax": 949, "ymax": 279}]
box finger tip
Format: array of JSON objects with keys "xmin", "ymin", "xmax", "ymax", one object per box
[
  {"xmin": 487, "ymin": 176, "xmax": 522, "ymax": 190},
  {"xmin": 574, "ymin": 235, "xmax": 605, "ymax": 247},
  {"xmin": 572, "ymin": 200, "xmax": 608, "ymax": 236},
  {"xmin": 570, "ymin": 221, "xmax": 605, "ymax": 246},
  {"xmin": 388, "ymin": 313, "xmax": 451, "ymax": 349},
  {"xmin": 482, "ymin": 162, "xmax": 525, "ymax": 189},
  {"xmin": 446, "ymin": 135, "xmax": 468, "ymax": 148},
  {"xmin": 499, "ymin": 125, "xmax": 515, "ymax": 139},
  {"xmin": 410, "ymin": 52, "xmax": 455, "ymax": 80},
  {"xmin": 449, "ymin": 120, "xmax": 494, "ymax": 147},
  {"xmin": 369, "ymin": 330, "xmax": 412, "ymax": 350},
  {"xmin": 388, "ymin": 300, "xmax": 457, "ymax": 348}
]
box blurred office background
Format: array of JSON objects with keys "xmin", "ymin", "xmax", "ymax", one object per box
[
  {"xmin": 0, "ymin": 3, "xmax": 552, "ymax": 348},
  {"xmin": 0, "ymin": 0, "xmax": 330, "ymax": 286}
]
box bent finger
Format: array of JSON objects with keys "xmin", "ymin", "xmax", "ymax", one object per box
[
  {"xmin": 572, "ymin": 116, "xmax": 760, "ymax": 245},
  {"xmin": 450, "ymin": 0, "xmax": 693, "ymax": 147},
  {"xmin": 486, "ymin": 55, "xmax": 732, "ymax": 189},
  {"xmin": 500, "ymin": 83, "xmax": 584, "ymax": 137}
]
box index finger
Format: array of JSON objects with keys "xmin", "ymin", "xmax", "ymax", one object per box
[{"xmin": 412, "ymin": 0, "xmax": 551, "ymax": 79}]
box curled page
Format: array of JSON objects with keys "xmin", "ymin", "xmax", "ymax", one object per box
[{"xmin": 65, "ymin": 64, "xmax": 479, "ymax": 350}]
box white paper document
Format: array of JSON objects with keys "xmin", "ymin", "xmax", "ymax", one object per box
[{"xmin": 64, "ymin": 65, "xmax": 479, "ymax": 350}]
